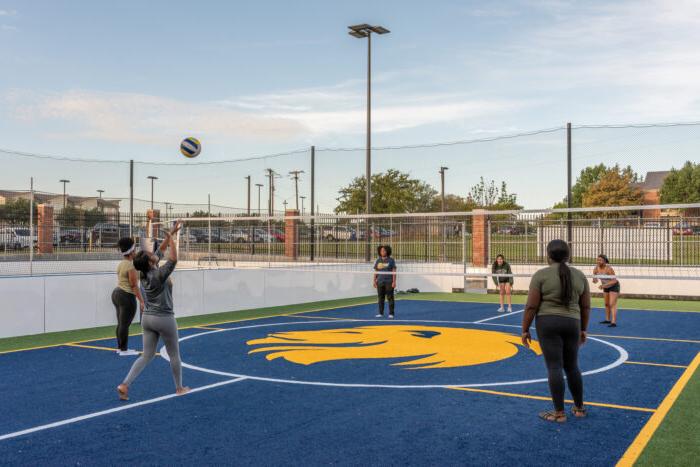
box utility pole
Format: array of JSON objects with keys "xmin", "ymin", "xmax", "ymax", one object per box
[
  {"xmin": 245, "ymin": 175, "xmax": 251, "ymax": 216},
  {"xmin": 439, "ymin": 166, "xmax": 448, "ymax": 212},
  {"xmin": 289, "ymin": 170, "xmax": 304, "ymax": 211},
  {"xmin": 255, "ymin": 183, "xmax": 264, "ymax": 216}
]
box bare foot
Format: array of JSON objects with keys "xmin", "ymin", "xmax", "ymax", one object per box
[
  {"xmin": 117, "ymin": 384, "xmax": 129, "ymax": 401},
  {"xmin": 176, "ymin": 386, "xmax": 191, "ymax": 396}
]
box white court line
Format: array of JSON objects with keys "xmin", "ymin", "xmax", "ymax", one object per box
[
  {"xmin": 0, "ymin": 377, "xmax": 247, "ymax": 442},
  {"xmin": 473, "ymin": 309, "xmax": 524, "ymax": 324}
]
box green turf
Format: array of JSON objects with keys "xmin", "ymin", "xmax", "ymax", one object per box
[
  {"xmin": 0, "ymin": 296, "xmax": 374, "ymax": 353},
  {"xmin": 636, "ymin": 363, "xmax": 700, "ymax": 466}
]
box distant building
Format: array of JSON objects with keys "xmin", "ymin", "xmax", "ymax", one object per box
[{"xmin": 633, "ymin": 171, "xmax": 670, "ymax": 218}]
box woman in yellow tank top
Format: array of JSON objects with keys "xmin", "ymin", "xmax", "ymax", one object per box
[{"xmin": 112, "ymin": 238, "xmax": 145, "ymax": 355}]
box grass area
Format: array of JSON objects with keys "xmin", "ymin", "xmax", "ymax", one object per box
[
  {"xmin": 405, "ymin": 292, "xmax": 700, "ymax": 313},
  {"xmin": 0, "ymin": 296, "xmax": 374, "ymax": 353},
  {"xmin": 636, "ymin": 358, "xmax": 700, "ymax": 467},
  {"xmin": 0, "ymin": 292, "xmax": 697, "ymax": 465}
]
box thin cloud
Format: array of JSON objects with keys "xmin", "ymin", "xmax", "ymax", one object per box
[
  {"xmin": 0, "ymin": 9, "xmax": 17, "ymax": 16},
  {"xmin": 4, "ymin": 90, "xmax": 306, "ymax": 146}
]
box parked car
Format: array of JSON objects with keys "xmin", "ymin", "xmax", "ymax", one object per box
[
  {"xmin": 0, "ymin": 228, "xmax": 22, "ymax": 251},
  {"xmin": 321, "ymin": 226, "xmax": 356, "ymax": 241},
  {"xmin": 497, "ymin": 225, "xmax": 525, "ymax": 235},
  {"xmin": 672, "ymin": 222, "xmax": 693, "ymax": 236},
  {"xmin": 90, "ymin": 223, "xmax": 131, "ymax": 247}
]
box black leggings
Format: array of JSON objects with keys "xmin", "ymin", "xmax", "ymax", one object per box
[
  {"xmin": 377, "ymin": 283, "xmax": 395, "ymax": 316},
  {"xmin": 535, "ymin": 315, "xmax": 584, "ymax": 412},
  {"xmin": 111, "ymin": 288, "xmax": 137, "ymax": 351}
]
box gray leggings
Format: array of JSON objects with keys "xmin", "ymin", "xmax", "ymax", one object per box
[{"xmin": 123, "ymin": 314, "xmax": 183, "ymax": 389}]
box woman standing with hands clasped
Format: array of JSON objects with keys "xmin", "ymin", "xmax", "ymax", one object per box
[{"xmin": 521, "ymin": 240, "xmax": 591, "ymax": 423}]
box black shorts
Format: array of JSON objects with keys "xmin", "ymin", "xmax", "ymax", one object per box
[
  {"xmin": 604, "ymin": 283, "xmax": 620, "ymax": 294},
  {"xmin": 497, "ymin": 278, "xmax": 511, "ymax": 284}
]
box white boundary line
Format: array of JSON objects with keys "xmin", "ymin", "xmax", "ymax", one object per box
[
  {"xmin": 0, "ymin": 377, "xmax": 247, "ymax": 442},
  {"xmin": 473, "ymin": 309, "xmax": 524, "ymax": 323},
  {"xmin": 165, "ymin": 319, "xmax": 628, "ymax": 389}
]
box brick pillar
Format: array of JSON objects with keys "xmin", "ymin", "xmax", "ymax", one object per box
[
  {"xmin": 284, "ymin": 209, "xmax": 299, "ymax": 259},
  {"xmin": 471, "ymin": 209, "xmax": 489, "ymax": 267},
  {"xmin": 147, "ymin": 209, "xmax": 161, "ymax": 238},
  {"xmin": 37, "ymin": 204, "xmax": 54, "ymax": 254}
]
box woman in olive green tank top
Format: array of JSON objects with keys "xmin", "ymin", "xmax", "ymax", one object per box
[
  {"xmin": 112, "ymin": 238, "xmax": 145, "ymax": 355},
  {"xmin": 521, "ymin": 240, "xmax": 591, "ymax": 423}
]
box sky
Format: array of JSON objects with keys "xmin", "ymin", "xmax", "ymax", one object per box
[{"xmin": 1, "ymin": 0, "xmax": 699, "ymax": 212}]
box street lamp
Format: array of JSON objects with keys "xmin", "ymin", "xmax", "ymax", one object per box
[
  {"xmin": 59, "ymin": 179, "xmax": 70, "ymax": 210},
  {"xmin": 245, "ymin": 176, "xmax": 251, "ymax": 216},
  {"xmin": 300, "ymin": 195, "xmax": 306, "ymax": 216},
  {"xmin": 147, "ymin": 176, "xmax": 158, "ymax": 210},
  {"xmin": 97, "ymin": 189, "xmax": 105, "ymax": 198},
  {"xmin": 348, "ymin": 23, "xmax": 390, "ymax": 261}
]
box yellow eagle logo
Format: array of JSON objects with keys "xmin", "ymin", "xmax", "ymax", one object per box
[{"xmin": 247, "ymin": 325, "xmax": 541, "ymax": 369}]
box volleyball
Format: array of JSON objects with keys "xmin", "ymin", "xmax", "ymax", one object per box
[{"xmin": 180, "ymin": 137, "xmax": 201, "ymax": 158}]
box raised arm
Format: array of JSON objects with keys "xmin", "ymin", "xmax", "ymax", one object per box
[{"xmin": 167, "ymin": 221, "xmax": 181, "ymax": 263}]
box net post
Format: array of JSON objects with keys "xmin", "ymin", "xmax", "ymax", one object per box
[
  {"xmin": 129, "ymin": 159, "xmax": 134, "ymax": 237},
  {"xmin": 29, "ymin": 177, "xmax": 34, "ymax": 275},
  {"xmin": 566, "ymin": 122, "xmax": 573, "ymax": 261},
  {"xmin": 310, "ymin": 145, "xmax": 315, "ymax": 262}
]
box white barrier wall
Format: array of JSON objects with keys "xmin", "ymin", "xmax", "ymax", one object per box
[
  {"xmin": 2, "ymin": 264, "xmax": 698, "ymax": 339},
  {"xmin": 0, "ymin": 268, "xmax": 382, "ymax": 339}
]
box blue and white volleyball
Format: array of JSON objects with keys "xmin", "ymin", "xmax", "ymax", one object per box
[{"xmin": 180, "ymin": 137, "xmax": 201, "ymax": 158}]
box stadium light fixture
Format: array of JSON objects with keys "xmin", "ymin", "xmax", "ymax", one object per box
[{"xmin": 348, "ymin": 23, "xmax": 390, "ymax": 261}]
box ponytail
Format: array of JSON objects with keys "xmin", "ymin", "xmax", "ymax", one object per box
[
  {"xmin": 547, "ymin": 239, "xmax": 573, "ymax": 307},
  {"xmin": 558, "ymin": 261, "xmax": 573, "ymax": 306}
]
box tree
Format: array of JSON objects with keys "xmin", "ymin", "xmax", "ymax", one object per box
[
  {"xmin": 660, "ymin": 161, "xmax": 700, "ymax": 204},
  {"xmin": 556, "ymin": 163, "xmax": 639, "ymax": 208},
  {"xmin": 582, "ymin": 166, "xmax": 643, "ymax": 216},
  {"xmin": 429, "ymin": 194, "xmax": 472, "ymax": 212},
  {"xmin": 335, "ymin": 169, "xmax": 437, "ymax": 214},
  {"xmin": 467, "ymin": 177, "xmax": 521, "ymax": 210},
  {"xmin": 0, "ymin": 199, "xmax": 37, "ymax": 224},
  {"xmin": 84, "ymin": 208, "xmax": 106, "ymax": 228}
]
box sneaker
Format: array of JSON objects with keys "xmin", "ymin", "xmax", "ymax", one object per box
[
  {"xmin": 507, "ymin": 307, "xmax": 513, "ymax": 313},
  {"xmin": 497, "ymin": 307, "xmax": 505, "ymax": 313},
  {"xmin": 600, "ymin": 320, "xmax": 611, "ymax": 324},
  {"xmin": 608, "ymin": 323, "xmax": 617, "ymax": 328},
  {"xmin": 118, "ymin": 349, "xmax": 139, "ymax": 356},
  {"xmin": 388, "ymin": 314, "xmax": 395, "ymax": 319},
  {"xmin": 375, "ymin": 314, "xmax": 384, "ymax": 318}
]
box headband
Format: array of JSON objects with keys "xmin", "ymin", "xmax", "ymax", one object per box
[{"xmin": 121, "ymin": 244, "xmax": 136, "ymax": 256}]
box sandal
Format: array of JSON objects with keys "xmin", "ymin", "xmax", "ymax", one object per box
[
  {"xmin": 572, "ymin": 406, "xmax": 587, "ymax": 418},
  {"xmin": 539, "ymin": 410, "xmax": 566, "ymax": 423}
]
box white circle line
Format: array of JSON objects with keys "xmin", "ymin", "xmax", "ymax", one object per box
[{"xmin": 163, "ymin": 319, "xmax": 628, "ymax": 389}]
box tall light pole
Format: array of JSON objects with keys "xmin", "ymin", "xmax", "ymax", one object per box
[
  {"xmin": 97, "ymin": 189, "xmax": 105, "ymax": 213},
  {"xmin": 255, "ymin": 183, "xmax": 264, "ymax": 216},
  {"xmin": 300, "ymin": 195, "xmax": 306, "ymax": 216},
  {"xmin": 59, "ymin": 179, "xmax": 70, "ymax": 210},
  {"xmin": 289, "ymin": 170, "xmax": 304, "ymax": 211},
  {"xmin": 439, "ymin": 166, "xmax": 449, "ymax": 212},
  {"xmin": 245, "ymin": 175, "xmax": 251, "ymax": 216},
  {"xmin": 348, "ymin": 23, "xmax": 390, "ymax": 261},
  {"xmin": 265, "ymin": 169, "xmax": 274, "ymax": 216},
  {"xmin": 147, "ymin": 176, "xmax": 158, "ymax": 210}
]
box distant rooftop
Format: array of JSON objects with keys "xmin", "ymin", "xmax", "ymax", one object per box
[{"xmin": 634, "ymin": 171, "xmax": 670, "ymax": 191}]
